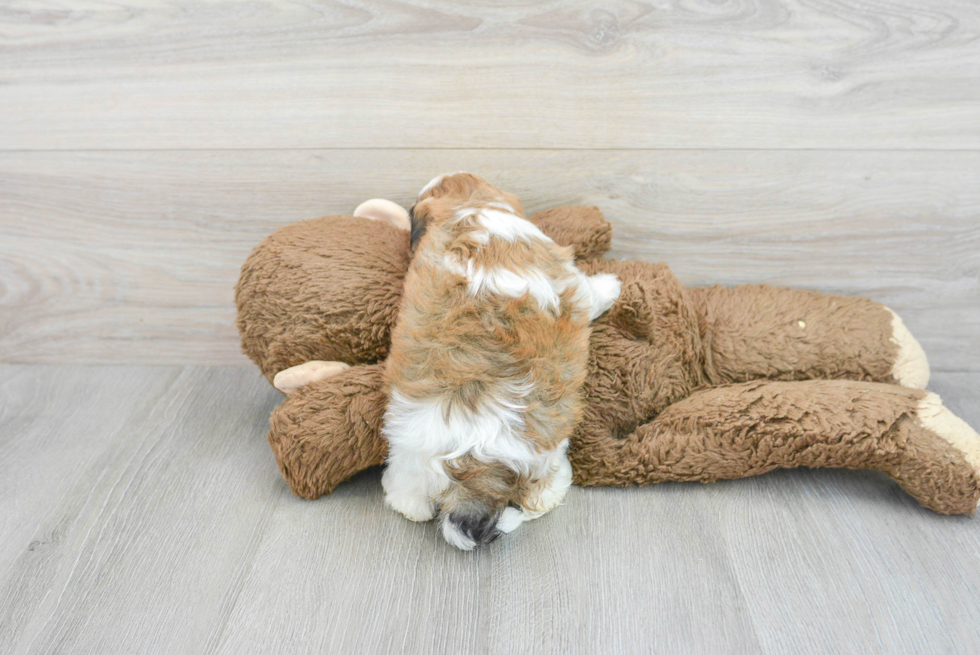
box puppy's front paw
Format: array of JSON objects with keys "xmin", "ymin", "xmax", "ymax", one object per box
[
  {"xmin": 588, "ymin": 273, "xmax": 622, "ymax": 319},
  {"xmin": 522, "ymin": 453, "xmax": 573, "ymax": 516},
  {"xmin": 497, "ymin": 507, "xmax": 527, "ymax": 534},
  {"xmin": 384, "ymin": 491, "xmax": 435, "ymax": 522}
]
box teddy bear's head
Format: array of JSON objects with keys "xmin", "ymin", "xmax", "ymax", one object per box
[{"xmin": 235, "ymin": 215, "xmax": 411, "ymax": 382}]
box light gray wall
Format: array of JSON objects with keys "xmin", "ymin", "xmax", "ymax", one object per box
[{"xmin": 1, "ymin": 1, "xmax": 978, "ymax": 369}]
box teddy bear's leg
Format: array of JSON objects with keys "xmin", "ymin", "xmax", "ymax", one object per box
[
  {"xmin": 570, "ymin": 380, "xmax": 980, "ymax": 515},
  {"xmin": 529, "ymin": 205, "xmax": 613, "ymax": 261},
  {"xmin": 267, "ymin": 363, "xmax": 389, "ymax": 499},
  {"xmin": 688, "ymin": 285, "xmax": 929, "ymax": 389}
]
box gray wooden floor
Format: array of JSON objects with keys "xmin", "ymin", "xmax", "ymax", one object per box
[
  {"xmin": 1, "ymin": 365, "xmax": 979, "ymax": 654},
  {"xmin": 3, "ymin": 1, "xmax": 980, "ymax": 653}
]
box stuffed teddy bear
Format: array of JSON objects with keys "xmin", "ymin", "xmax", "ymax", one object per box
[{"xmin": 236, "ymin": 198, "xmax": 980, "ymax": 515}]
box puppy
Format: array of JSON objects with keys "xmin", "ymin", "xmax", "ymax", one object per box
[{"xmin": 381, "ymin": 173, "xmax": 621, "ymax": 550}]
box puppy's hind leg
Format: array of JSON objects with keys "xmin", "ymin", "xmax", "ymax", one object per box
[{"xmin": 578, "ymin": 272, "xmax": 622, "ymax": 320}]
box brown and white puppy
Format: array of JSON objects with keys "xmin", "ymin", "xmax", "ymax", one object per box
[{"xmin": 381, "ymin": 173, "xmax": 621, "ymax": 550}]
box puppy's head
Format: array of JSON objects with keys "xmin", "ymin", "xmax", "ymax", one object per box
[
  {"xmin": 408, "ymin": 173, "xmax": 525, "ymax": 250},
  {"xmin": 437, "ymin": 456, "xmax": 523, "ymax": 551}
]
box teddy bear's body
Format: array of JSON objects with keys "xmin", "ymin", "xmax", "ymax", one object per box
[{"xmin": 237, "ymin": 205, "xmax": 980, "ymax": 516}]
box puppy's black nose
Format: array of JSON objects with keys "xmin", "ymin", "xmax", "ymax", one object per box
[{"xmin": 447, "ymin": 510, "xmax": 501, "ymax": 547}]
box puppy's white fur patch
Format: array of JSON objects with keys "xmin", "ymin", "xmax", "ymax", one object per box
[
  {"xmin": 441, "ymin": 254, "xmax": 620, "ymax": 320},
  {"xmin": 886, "ymin": 308, "xmax": 930, "ymax": 389},
  {"xmin": 383, "ymin": 386, "xmax": 569, "ymax": 524},
  {"xmin": 441, "ymin": 254, "xmax": 567, "ymax": 312},
  {"xmin": 440, "ymin": 515, "xmax": 477, "ymax": 551},
  {"xmin": 384, "ymin": 389, "xmax": 544, "ymax": 472},
  {"xmin": 469, "ymin": 266, "xmax": 559, "ymax": 310},
  {"xmin": 476, "ymin": 208, "xmax": 549, "ymax": 243}
]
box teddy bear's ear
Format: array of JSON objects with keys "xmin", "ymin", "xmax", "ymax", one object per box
[
  {"xmin": 353, "ymin": 199, "xmax": 411, "ymax": 231},
  {"xmin": 274, "ymin": 361, "xmax": 351, "ymax": 394}
]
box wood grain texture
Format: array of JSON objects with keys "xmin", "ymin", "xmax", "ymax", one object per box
[
  {"xmin": 721, "ymin": 371, "xmax": 980, "ymax": 654},
  {"xmin": 2, "ymin": 149, "xmax": 977, "ymax": 369},
  {"xmin": 1, "ymin": 366, "xmax": 979, "ymax": 654},
  {"xmin": 1, "ymin": 0, "xmax": 979, "ymax": 150},
  {"xmin": 0, "ymin": 366, "xmax": 283, "ymax": 655},
  {"xmin": 0, "ymin": 366, "xmax": 180, "ymax": 575}
]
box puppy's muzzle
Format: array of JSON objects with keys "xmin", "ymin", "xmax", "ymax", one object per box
[{"xmin": 444, "ymin": 508, "xmax": 502, "ymax": 549}]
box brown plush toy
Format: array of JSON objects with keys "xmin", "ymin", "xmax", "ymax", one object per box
[{"xmin": 236, "ymin": 198, "xmax": 980, "ymax": 516}]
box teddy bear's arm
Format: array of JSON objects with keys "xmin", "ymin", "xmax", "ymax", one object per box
[
  {"xmin": 688, "ymin": 285, "xmax": 930, "ymax": 389},
  {"xmin": 267, "ymin": 363, "xmax": 388, "ymax": 499},
  {"xmin": 529, "ymin": 206, "xmax": 612, "ymax": 261},
  {"xmin": 569, "ymin": 379, "xmax": 980, "ymax": 515}
]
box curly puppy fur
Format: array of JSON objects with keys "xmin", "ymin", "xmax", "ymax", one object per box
[{"xmin": 381, "ymin": 174, "xmax": 619, "ymax": 549}]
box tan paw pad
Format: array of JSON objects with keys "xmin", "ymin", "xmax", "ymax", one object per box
[
  {"xmin": 273, "ymin": 360, "xmax": 351, "ymax": 394},
  {"xmin": 886, "ymin": 308, "xmax": 930, "ymax": 389}
]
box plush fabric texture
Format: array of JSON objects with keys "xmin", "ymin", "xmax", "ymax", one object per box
[
  {"xmin": 572, "ymin": 379, "xmax": 978, "ymax": 515},
  {"xmin": 236, "ymin": 216, "xmax": 410, "ymax": 384},
  {"xmin": 527, "ymin": 205, "xmax": 612, "ymax": 261},
  {"xmin": 267, "ymin": 363, "xmax": 388, "ymax": 500},
  {"xmin": 237, "ymin": 206, "xmax": 980, "ymax": 515},
  {"xmin": 688, "ymin": 285, "xmax": 898, "ymax": 385}
]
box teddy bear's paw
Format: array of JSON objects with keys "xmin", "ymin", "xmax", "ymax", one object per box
[
  {"xmin": 353, "ymin": 198, "xmax": 410, "ymax": 231},
  {"xmin": 917, "ymin": 393, "xmax": 980, "ymax": 503},
  {"xmin": 273, "ymin": 361, "xmax": 350, "ymax": 394},
  {"xmin": 586, "ymin": 273, "xmax": 622, "ymax": 320},
  {"xmin": 886, "ymin": 308, "xmax": 930, "ymax": 389}
]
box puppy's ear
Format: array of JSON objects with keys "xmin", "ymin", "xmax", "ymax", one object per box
[
  {"xmin": 409, "ymin": 204, "xmax": 428, "ymax": 250},
  {"xmin": 421, "ymin": 172, "xmax": 483, "ymax": 202}
]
